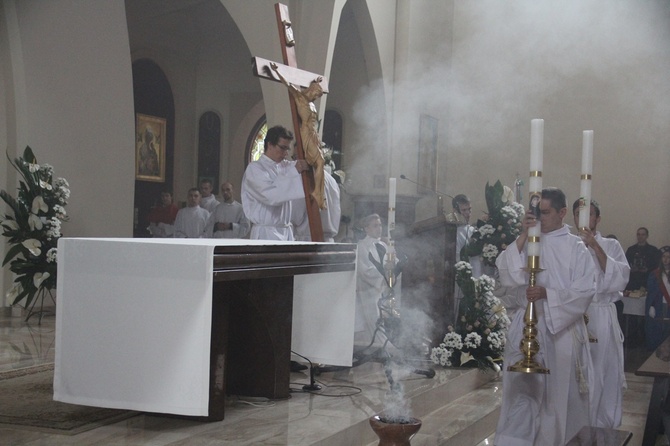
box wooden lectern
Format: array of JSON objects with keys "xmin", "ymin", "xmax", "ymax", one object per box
[{"xmin": 397, "ymin": 215, "xmax": 460, "ymax": 347}]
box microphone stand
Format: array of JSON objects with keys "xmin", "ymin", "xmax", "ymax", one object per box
[
  {"xmin": 399, "ymin": 174, "xmax": 453, "ymax": 200},
  {"xmin": 291, "ymin": 350, "xmax": 322, "ymax": 391},
  {"xmin": 399, "ymin": 174, "xmax": 453, "ymax": 217}
]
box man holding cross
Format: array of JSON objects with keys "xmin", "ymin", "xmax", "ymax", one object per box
[
  {"xmin": 241, "ymin": 125, "xmax": 310, "ymax": 241},
  {"xmin": 251, "ymin": 3, "xmax": 331, "ymax": 242}
]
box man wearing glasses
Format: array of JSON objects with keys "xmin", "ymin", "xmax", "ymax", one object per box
[{"xmin": 241, "ymin": 125, "xmax": 310, "ymax": 240}]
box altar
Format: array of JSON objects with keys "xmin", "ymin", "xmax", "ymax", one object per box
[{"xmin": 53, "ymin": 238, "xmax": 356, "ymax": 420}]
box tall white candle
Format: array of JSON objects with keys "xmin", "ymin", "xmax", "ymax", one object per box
[
  {"xmin": 388, "ymin": 177, "xmax": 396, "ymax": 239},
  {"xmin": 528, "ymin": 119, "xmax": 544, "ymax": 258},
  {"xmin": 578, "ymin": 130, "xmax": 594, "ymax": 229},
  {"xmin": 530, "ymin": 119, "xmax": 544, "ymax": 172}
]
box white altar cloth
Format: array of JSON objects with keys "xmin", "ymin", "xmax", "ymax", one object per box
[{"xmin": 54, "ymin": 238, "xmax": 355, "ymax": 416}]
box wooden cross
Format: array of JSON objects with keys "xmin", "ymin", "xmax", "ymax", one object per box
[{"xmin": 252, "ymin": 2, "xmax": 327, "ymax": 242}]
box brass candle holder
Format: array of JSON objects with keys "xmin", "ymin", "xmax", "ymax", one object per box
[{"xmin": 507, "ymin": 255, "xmax": 550, "ymax": 374}]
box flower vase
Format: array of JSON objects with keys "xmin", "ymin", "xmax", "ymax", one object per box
[{"xmin": 369, "ymin": 414, "xmax": 422, "ymax": 446}]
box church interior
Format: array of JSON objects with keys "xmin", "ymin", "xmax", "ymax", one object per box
[{"xmin": 1, "ymin": 0, "xmax": 670, "ymax": 444}]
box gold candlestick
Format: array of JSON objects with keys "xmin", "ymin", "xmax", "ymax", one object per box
[{"xmin": 507, "ymin": 255, "xmax": 550, "ymax": 374}]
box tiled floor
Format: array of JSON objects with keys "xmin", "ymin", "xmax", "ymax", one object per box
[{"xmin": 0, "ymin": 309, "xmax": 664, "ymax": 445}]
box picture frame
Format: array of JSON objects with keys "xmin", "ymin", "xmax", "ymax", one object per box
[
  {"xmin": 417, "ymin": 114, "xmax": 438, "ymax": 195},
  {"xmin": 135, "ymin": 114, "xmax": 166, "ymax": 182}
]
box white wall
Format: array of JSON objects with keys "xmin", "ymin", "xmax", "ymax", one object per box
[
  {"xmin": 0, "ymin": 0, "xmax": 135, "ymax": 305},
  {"xmin": 338, "ymin": 0, "xmax": 670, "ymax": 250},
  {"xmin": 444, "ymin": 0, "xmax": 670, "ymax": 249}
]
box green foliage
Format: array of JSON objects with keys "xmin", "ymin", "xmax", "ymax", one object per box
[{"xmin": 463, "ymin": 180, "xmax": 524, "ymax": 267}]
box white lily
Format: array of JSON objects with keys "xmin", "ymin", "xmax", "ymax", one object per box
[
  {"xmin": 5, "ymin": 282, "xmax": 22, "ymax": 301},
  {"xmin": 28, "ymin": 213, "xmax": 43, "ymax": 230},
  {"xmin": 33, "ymin": 272, "xmax": 50, "ymax": 288},
  {"xmin": 31, "ymin": 195, "xmax": 48, "ymax": 214},
  {"xmin": 502, "ymin": 185, "xmax": 515, "ymax": 204},
  {"xmin": 1, "ymin": 219, "xmax": 19, "ymax": 231},
  {"xmin": 460, "ymin": 351, "xmax": 475, "ymax": 365},
  {"xmin": 22, "ymin": 238, "xmax": 42, "ymax": 256}
]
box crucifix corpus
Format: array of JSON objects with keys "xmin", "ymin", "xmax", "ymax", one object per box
[{"xmin": 252, "ymin": 2, "xmax": 329, "ymax": 242}]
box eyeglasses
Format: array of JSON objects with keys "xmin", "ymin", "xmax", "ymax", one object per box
[{"xmin": 277, "ymin": 144, "xmax": 291, "ymax": 151}]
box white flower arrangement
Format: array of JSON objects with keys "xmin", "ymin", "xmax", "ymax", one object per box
[
  {"xmin": 1, "ymin": 147, "xmax": 70, "ymax": 310},
  {"xmin": 431, "ymin": 260, "xmax": 509, "ymax": 371}
]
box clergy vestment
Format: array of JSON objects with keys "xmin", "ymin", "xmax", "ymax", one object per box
[
  {"xmin": 584, "ymin": 232, "xmax": 629, "ymax": 428},
  {"xmin": 204, "ymin": 200, "xmax": 250, "ymax": 239},
  {"xmin": 200, "ymin": 194, "xmax": 220, "ymax": 213},
  {"xmin": 292, "ymin": 171, "xmax": 341, "ymax": 242},
  {"xmin": 241, "ymin": 154, "xmax": 305, "ymax": 241},
  {"xmin": 355, "ymin": 236, "xmax": 389, "ymax": 345},
  {"xmin": 173, "ymin": 206, "xmax": 210, "ymax": 238},
  {"xmin": 495, "ymin": 224, "xmax": 595, "ymax": 446}
]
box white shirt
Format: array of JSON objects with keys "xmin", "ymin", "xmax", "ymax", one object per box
[
  {"xmin": 292, "ymin": 171, "xmax": 341, "ymax": 242},
  {"xmin": 200, "ymin": 195, "xmax": 220, "ymax": 213},
  {"xmin": 241, "ymin": 154, "xmax": 305, "ymax": 241},
  {"xmin": 204, "ymin": 200, "xmax": 250, "ymax": 239},
  {"xmin": 173, "ymin": 206, "xmax": 210, "ymax": 238}
]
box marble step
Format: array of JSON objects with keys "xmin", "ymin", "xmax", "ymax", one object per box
[
  {"xmin": 307, "ymin": 362, "xmax": 500, "ymax": 446},
  {"xmin": 410, "ymin": 379, "xmax": 501, "ymax": 446}
]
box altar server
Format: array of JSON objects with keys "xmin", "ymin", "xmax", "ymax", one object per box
[
  {"xmin": 495, "ymin": 188, "xmax": 595, "ymax": 446},
  {"xmin": 573, "ymin": 199, "xmax": 629, "ymax": 429},
  {"xmin": 173, "ymin": 188, "xmax": 210, "ymax": 238}
]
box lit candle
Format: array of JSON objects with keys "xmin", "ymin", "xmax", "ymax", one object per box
[
  {"xmin": 578, "ymin": 130, "xmax": 593, "ymax": 230},
  {"xmin": 388, "ymin": 177, "xmax": 396, "ymax": 239},
  {"xmin": 528, "ymin": 119, "xmax": 544, "ymax": 258}
]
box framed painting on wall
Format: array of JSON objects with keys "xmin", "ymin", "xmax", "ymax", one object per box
[
  {"xmin": 417, "ymin": 114, "xmax": 438, "ymax": 195},
  {"xmin": 135, "ymin": 113, "xmax": 166, "ymax": 182}
]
